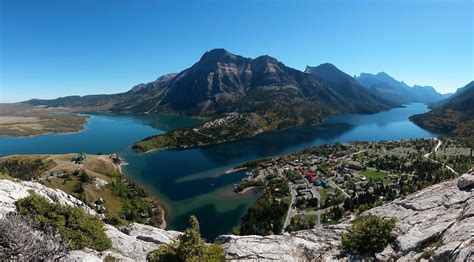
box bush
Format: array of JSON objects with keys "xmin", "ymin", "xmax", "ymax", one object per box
[
  {"xmin": 15, "ymin": 192, "xmax": 112, "ymax": 251},
  {"xmin": 341, "ymin": 215, "xmax": 396, "ymax": 255},
  {"xmin": 0, "ymin": 213, "xmax": 67, "ymax": 260},
  {"xmin": 148, "ymin": 216, "xmax": 225, "ymax": 262}
]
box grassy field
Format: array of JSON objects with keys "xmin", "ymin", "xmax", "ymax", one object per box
[
  {"xmin": 318, "ymin": 187, "xmax": 335, "ymax": 205},
  {"xmin": 362, "ymin": 169, "xmax": 387, "ymax": 180}
]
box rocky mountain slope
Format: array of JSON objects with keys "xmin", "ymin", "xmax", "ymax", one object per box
[
  {"xmin": 410, "ymin": 82, "xmax": 474, "ymax": 141},
  {"xmin": 357, "ymin": 72, "xmax": 448, "ymax": 104},
  {"xmin": 27, "ymin": 49, "xmax": 393, "ymax": 117},
  {"xmin": 1, "ymin": 170, "xmax": 472, "ymax": 261}
]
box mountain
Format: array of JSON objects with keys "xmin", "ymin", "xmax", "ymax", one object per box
[
  {"xmin": 26, "ymin": 49, "xmax": 397, "ymax": 150},
  {"xmin": 410, "ymin": 81, "xmax": 474, "ymax": 141},
  {"xmin": 28, "ymin": 49, "xmax": 393, "ymax": 116},
  {"xmin": 431, "ymin": 81, "xmax": 474, "ymax": 108},
  {"xmin": 356, "ymin": 72, "xmax": 448, "ymax": 104},
  {"xmin": 305, "ymin": 64, "xmax": 400, "ymax": 112}
]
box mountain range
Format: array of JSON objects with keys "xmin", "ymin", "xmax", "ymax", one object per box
[
  {"xmin": 356, "ymin": 72, "xmax": 449, "ymax": 104},
  {"xmin": 410, "ymin": 81, "xmax": 474, "ymax": 142},
  {"xmin": 25, "ymin": 48, "xmax": 456, "ymax": 150},
  {"xmin": 28, "ymin": 49, "xmax": 396, "ymax": 117}
]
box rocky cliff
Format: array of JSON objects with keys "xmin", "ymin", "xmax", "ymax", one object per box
[{"xmin": 0, "ymin": 171, "xmax": 472, "ymax": 261}]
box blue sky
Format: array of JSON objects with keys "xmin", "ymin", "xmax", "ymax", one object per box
[{"xmin": 0, "ymin": 0, "xmax": 472, "ymax": 102}]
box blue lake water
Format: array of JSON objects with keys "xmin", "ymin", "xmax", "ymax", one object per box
[{"xmin": 0, "ymin": 103, "xmax": 438, "ymax": 240}]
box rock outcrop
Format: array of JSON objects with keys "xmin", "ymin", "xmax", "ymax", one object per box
[
  {"xmin": 216, "ymin": 224, "xmax": 348, "ymax": 261},
  {"xmin": 61, "ymin": 224, "xmax": 182, "ymax": 261},
  {"xmin": 217, "ymin": 173, "xmax": 474, "ymax": 261},
  {"xmin": 0, "ymin": 179, "xmax": 96, "ymax": 217},
  {"xmin": 0, "ymin": 179, "xmax": 181, "ymax": 261}
]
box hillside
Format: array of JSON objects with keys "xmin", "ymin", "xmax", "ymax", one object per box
[
  {"xmin": 410, "ymin": 82, "xmax": 474, "ymax": 141},
  {"xmin": 305, "ymin": 64, "xmax": 400, "ymax": 112},
  {"xmin": 357, "ymin": 72, "xmax": 448, "ymax": 104}
]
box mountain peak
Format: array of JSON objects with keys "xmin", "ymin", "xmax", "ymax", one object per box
[
  {"xmin": 199, "ymin": 48, "xmax": 237, "ymax": 63},
  {"xmin": 253, "ymin": 55, "xmax": 279, "ymax": 65}
]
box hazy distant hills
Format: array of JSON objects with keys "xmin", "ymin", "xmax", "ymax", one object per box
[
  {"xmin": 410, "ymin": 81, "xmax": 474, "ymax": 141},
  {"xmin": 356, "ymin": 72, "xmax": 448, "ymax": 104}
]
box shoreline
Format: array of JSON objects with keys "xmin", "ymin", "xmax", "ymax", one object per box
[
  {"xmin": 225, "ymin": 167, "xmax": 247, "ymax": 174},
  {"xmin": 237, "ymin": 186, "xmax": 258, "ymax": 194},
  {"xmin": 115, "ymin": 155, "xmax": 168, "ymax": 230}
]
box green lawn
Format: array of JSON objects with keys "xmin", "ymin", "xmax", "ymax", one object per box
[
  {"xmin": 318, "ymin": 187, "xmax": 335, "ymax": 205},
  {"xmin": 362, "ymin": 169, "xmax": 387, "ymax": 180}
]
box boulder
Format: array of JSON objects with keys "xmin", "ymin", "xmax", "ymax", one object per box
[
  {"xmin": 458, "ymin": 170, "xmax": 474, "ymax": 189},
  {"xmin": 121, "ymin": 223, "xmax": 182, "ymax": 245}
]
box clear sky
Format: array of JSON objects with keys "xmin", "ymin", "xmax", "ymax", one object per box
[{"xmin": 0, "ymin": 0, "xmax": 472, "ymax": 102}]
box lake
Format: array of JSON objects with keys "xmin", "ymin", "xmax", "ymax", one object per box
[{"xmin": 0, "ymin": 103, "xmax": 438, "ymax": 240}]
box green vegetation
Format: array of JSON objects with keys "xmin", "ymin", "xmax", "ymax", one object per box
[
  {"xmin": 286, "ymin": 214, "xmax": 317, "ymax": 232},
  {"xmin": 341, "ymin": 215, "xmax": 396, "ymax": 255},
  {"xmin": 148, "ymin": 216, "xmax": 225, "ymax": 262},
  {"xmin": 362, "ymin": 169, "xmax": 387, "ymax": 180},
  {"xmin": 0, "ymin": 158, "xmax": 54, "ymax": 181},
  {"xmin": 234, "ymin": 179, "xmax": 264, "ymax": 193},
  {"xmin": 133, "ymin": 113, "xmax": 269, "ymax": 152},
  {"xmin": 107, "ymin": 178, "xmax": 163, "ymax": 226},
  {"xmin": 234, "ymin": 175, "xmax": 290, "ymax": 235},
  {"xmin": 15, "ymin": 192, "xmax": 111, "ymax": 251}
]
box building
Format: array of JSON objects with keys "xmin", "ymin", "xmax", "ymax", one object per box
[{"xmin": 73, "ymin": 153, "xmax": 86, "ymax": 164}]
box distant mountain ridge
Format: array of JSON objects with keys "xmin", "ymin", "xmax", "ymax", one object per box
[
  {"xmin": 356, "ymin": 72, "xmax": 448, "ymax": 104},
  {"xmin": 27, "ymin": 48, "xmax": 402, "ymax": 150},
  {"xmin": 27, "ymin": 49, "xmax": 394, "ymax": 118},
  {"xmin": 410, "ymin": 81, "xmax": 474, "ymax": 141}
]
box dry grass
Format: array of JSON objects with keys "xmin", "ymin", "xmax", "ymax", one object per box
[{"xmin": 0, "ymin": 103, "xmax": 88, "ymax": 137}]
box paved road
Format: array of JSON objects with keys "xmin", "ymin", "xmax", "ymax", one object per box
[{"xmin": 283, "ymin": 187, "xmax": 297, "ymax": 228}]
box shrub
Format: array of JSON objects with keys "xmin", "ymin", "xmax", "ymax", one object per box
[
  {"xmin": 148, "ymin": 216, "xmax": 225, "ymax": 262},
  {"xmin": 0, "ymin": 213, "xmax": 67, "ymax": 260},
  {"xmin": 341, "ymin": 215, "xmax": 396, "ymax": 255},
  {"xmin": 15, "ymin": 192, "xmax": 112, "ymax": 251}
]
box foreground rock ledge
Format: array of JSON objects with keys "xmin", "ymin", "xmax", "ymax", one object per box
[{"xmin": 0, "ymin": 170, "xmax": 472, "ymax": 261}]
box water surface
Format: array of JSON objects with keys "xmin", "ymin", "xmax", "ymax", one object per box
[{"xmin": 0, "ymin": 103, "xmax": 438, "ymax": 240}]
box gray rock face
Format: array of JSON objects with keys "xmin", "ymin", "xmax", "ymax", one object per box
[
  {"xmin": 216, "ymin": 224, "xmax": 349, "ymax": 261},
  {"xmin": 121, "ymin": 223, "xmax": 182, "ymax": 245},
  {"xmin": 365, "ymin": 178, "xmax": 473, "ymax": 261},
  {"xmin": 218, "ymin": 176, "xmax": 473, "ymax": 261},
  {"xmin": 61, "ymin": 223, "xmax": 182, "ymax": 261},
  {"xmin": 458, "ymin": 170, "xmax": 474, "ymax": 189},
  {"xmin": 0, "ymin": 179, "xmax": 181, "ymax": 261},
  {"xmin": 0, "ymin": 179, "xmax": 96, "ymax": 218}
]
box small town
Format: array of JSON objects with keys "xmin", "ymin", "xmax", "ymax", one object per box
[{"xmin": 234, "ymin": 137, "xmax": 472, "ymax": 233}]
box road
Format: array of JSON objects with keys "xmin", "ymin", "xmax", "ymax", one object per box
[
  {"xmin": 424, "ymin": 138, "xmax": 459, "ymax": 176},
  {"xmin": 283, "ymin": 186, "xmax": 297, "ymax": 228}
]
